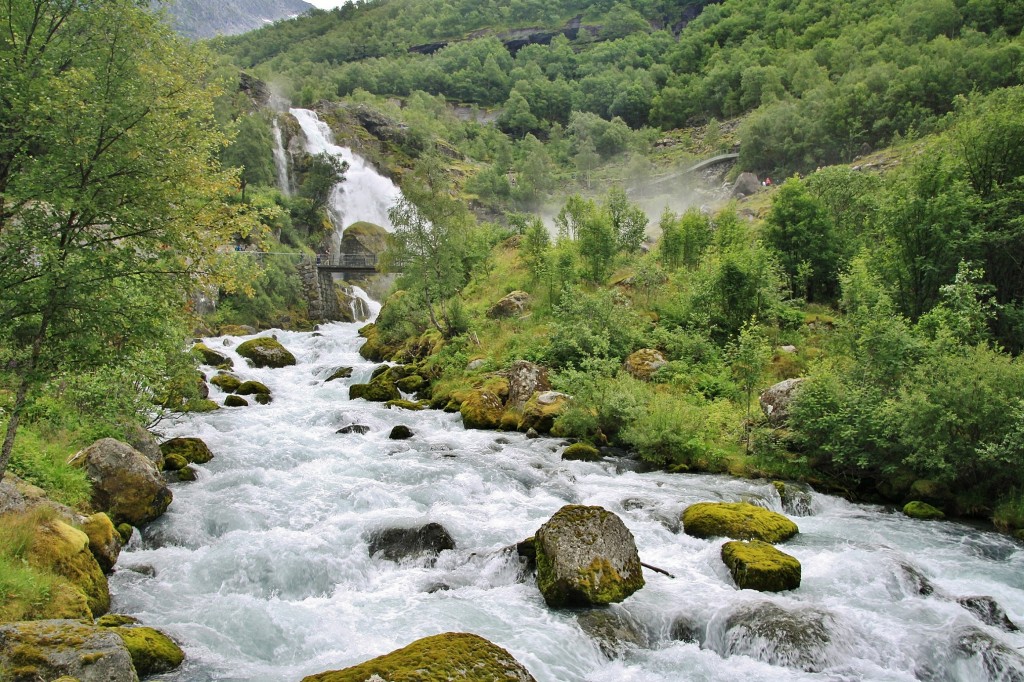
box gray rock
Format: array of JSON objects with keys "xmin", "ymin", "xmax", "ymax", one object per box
[
  {"xmin": 537, "ymin": 391, "xmax": 569, "ymax": 406},
  {"xmin": 467, "ymin": 358, "xmax": 487, "ymax": 371},
  {"xmin": 710, "ymin": 602, "xmax": 836, "ymax": 672},
  {"xmin": 577, "ymin": 608, "xmax": 649, "ymax": 659},
  {"xmin": 759, "ymin": 378, "xmax": 806, "ymax": 425},
  {"xmin": 68, "ymin": 439, "xmax": 172, "ymax": 526},
  {"xmin": 958, "ymin": 596, "xmax": 1019, "ymax": 632},
  {"xmin": 487, "ymin": 290, "xmax": 530, "ymax": 319},
  {"xmin": 0, "ymin": 619, "xmax": 139, "ymax": 682},
  {"xmin": 337, "ymin": 424, "xmax": 371, "ymax": 435},
  {"xmin": 535, "ymin": 505, "xmax": 645, "ymax": 608},
  {"xmin": 731, "ymin": 172, "xmax": 761, "ymax": 198},
  {"xmin": 389, "ymin": 425, "xmax": 414, "ymax": 440},
  {"xmin": 367, "ymin": 522, "xmax": 455, "ymax": 562},
  {"xmin": 123, "ymin": 426, "xmax": 163, "ymax": 469},
  {"xmin": 326, "ymin": 366, "xmax": 354, "ymax": 382},
  {"xmin": 503, "ymin": 360, "xmax": 551, "ymax": 408}
]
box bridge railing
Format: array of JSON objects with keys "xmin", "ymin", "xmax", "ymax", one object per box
[{"xmin": 314, "ymin": 253, "xmax": 380, "ymax": 269}]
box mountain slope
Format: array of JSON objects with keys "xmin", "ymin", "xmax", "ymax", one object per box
[{"xmin": 156, "ymin": 0, "xmax": 313, "ymax": 39}]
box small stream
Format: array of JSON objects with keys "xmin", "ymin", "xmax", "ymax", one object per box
[{"xmin": 109, "ymin": 319, "xmax": 1024, "ymax": 682}]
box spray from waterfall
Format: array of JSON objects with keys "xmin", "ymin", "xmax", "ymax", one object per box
[{"xmin": 272, "ymin": 119, "xmax": 291, "ymax": 197}]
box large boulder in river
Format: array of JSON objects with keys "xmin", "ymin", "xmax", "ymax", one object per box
[
  {"xmin": 236, "ymin": 336, "xmax": 296, "ymax": 368},
  {"xmin": 682, "ymin": 502, "xmax": 798, "ymax": 544},
  {"xmin": 535, "ymin": 505, "xmax": 644, "ymax": 608},
  {"xmin": 108, "ymin": 626, "xmax": 185, "ymax": 677},
  {"xmin": 0, "ymin": 620, "xmax": 139, "ymax": 682},
  {"xmin": 623, "ymin": 349, "xmax": 667, "ymax": 380},
  {"xmin": 708, "ymin": 602, "xmax": 836, "ymax": 672},
  {"xmin": 80, "ymin": 512, "xmax": 121, "ymax": 574},
  {"xmin": 159, "ymin": 437, "xmax": 214, "ymax": 465},
  {"xmin": 487, "ymin": 290, "xmax": 530, "ymax": 319},
  {"xmin": 759, "ymin": 378, "xmax": 805, "ymax": 425},
  {"xmin": 69, "ymin": 439, "xmax": 172, "ymax": 527},
  {"xmin": 237, "ymin": 380, "xmax": 273, "ymax": 404},
  {"xmin": 460, "ymin": 389, "xmax": 505, "ymax": 430},
  {"xmin": 722, "ymin": 540, "xmax": 801, "ymax": 592},
  {"xmin": 191, "ymin": 342, "xmax": 232, "ymax": 368},
  {"xmin": 300, "ymin": 632, "xmax": 536, "ymax": 682},
  {"xmin": 367, "ymin": 522, "xmax": 455, "ymax": 562}
]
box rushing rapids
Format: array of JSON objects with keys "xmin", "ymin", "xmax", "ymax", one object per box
[{"xmin": 109, "ymin": 316, "xmax": 1024, "ymax": 682}]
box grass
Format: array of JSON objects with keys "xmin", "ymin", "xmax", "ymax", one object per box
[
  {"xmin": 0, "ymin": 508, "xmax": 58, "ymax": 623},
  {"xmin": 3, "ymin": 420, "xmax": 92, "ymax": 507}
]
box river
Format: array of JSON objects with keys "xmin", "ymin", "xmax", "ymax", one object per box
[{"xmin": 108, "ymin": 315, "xmax": 1024, "ymax": 681}]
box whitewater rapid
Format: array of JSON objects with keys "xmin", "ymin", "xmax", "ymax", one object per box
[{"xmin": 110, "ymin": 320, "xmax": 1024, "ymax": 681}]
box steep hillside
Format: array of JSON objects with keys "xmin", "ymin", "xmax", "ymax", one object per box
[{"xmin": 156, "ymin": 0, "xmax": 312, "ymax": 39}]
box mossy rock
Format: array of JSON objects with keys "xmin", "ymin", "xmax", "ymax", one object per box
[
  {"xmin": 170, "ymin": 466, "xmax": 198, "ymax": 482},
  {"xmin": 112, "ymin": 626, "xmax": 184, "ymax": 677},
  {"xmin": 300, "ymin": 632, "xmax": 536, "ymax": 682},
  {"xmin": 395, "ymin": 374, "xmax": 426, "ymax": 393},
  {"xmin": 160, "ymin": 437, "xmax": 214, "ymax": 464},
  {"xmin": 519, "ymin": 391, "xmax": 568, "ymax": 434},
  {"xmin": 903, "ymin": 501, "xmax": 945, "ymax": 520},
  {"xmin": 236, "ymin": 380, "xmax": 271, "ymax": 396},
  {"xmin": 116, "ymin": 524, "xmax": 133, "ymax": 544},
  {"xmin": 908, "ymin": 479, "xmax": 954, "ymax": 508},
  {"xmin": 387, "ymin": 399, "xmax": 426, "ymax": 411},
  {"xmin": 182, "ymin": 398, "xmax": 219, "ymax": 413},
  {"xmin": 563, "ymin": 443, "xmax": 601, "ymax": 462},
  {"xmin": 358, "ymin": 323, "xmax": 400, "ymax": 362},
  {"xmin": 682, "ymin": 502, "xmax": 798, "ymax": 544},
  {"xmin": 218, "ymin": 324, "xmax": 257, "ymax": 336},
  {"xmin": 27, "ymin": 519, "xmax": 109, "ymax": 618},
  {"xmin": 0, "ymin": 620, "xmax": 136, "ymax": 681},
  {"xmin": 223, "ymin": 395, "xmax": 248, "ymax": 407},
  {"xmin": 535, "ymin": 505, "xmax": 645, "ymax": 608},
  {"xmin": 236, "ymin": 337, "xmax": 297, "ymax": 368},
  {"xmin": 79, "ymin": 513, "xmax": 121, "ymax": 574},
  {"xmin": 722, "ymin": 540, "xmax": 802, "ymax": 592},
  {"xmin": 95, "ymin": 614, "xmax": 140, "ymax": 627},
  {"xmin": 326, "ymin": 366, "xmax": 354, "ymax": 382},
  {"xmin": 499, "ymin": 410, "xmax": 522, "ymax": 431},
  {"xmin": 162, "ymin": 453, "xmax": 189, "ymax": 470},
  {"xmin": 460, "ymin": 390, "xmax": 505, "ymax": 430},
  {"xmin": 191, "ymin": 343, "xmax": 232, "ymax": 368},
  {"xmin": 210, "ymin": 372, "xmax": 242, "ymax": 393},
  {"xmin": 350, "ymin": 380, "xmax": 400, "ymax": 402}
]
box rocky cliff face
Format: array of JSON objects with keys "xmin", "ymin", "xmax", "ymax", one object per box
[{"xmin": 153, "ymin": 0, "xmax": 312, "ymax": 39}]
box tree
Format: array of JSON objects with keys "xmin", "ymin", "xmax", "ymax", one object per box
[
  {"xmin": 728, "ymin": 319, "xmax": 772, "ymax": 452},
  {"xmin": 383, "ymin": 154, "xmax": 484, "ymax": 338},
  {"xmin": 0, "ymin": 0, "xmax": 260, "ymax": 482},
  {"xmin": 299, "ymin": 152, "xmax": 348, "ymax": 210},
  {"xmin": 605, "ymin": 186, "xmax": 648, "ymax": 253}
]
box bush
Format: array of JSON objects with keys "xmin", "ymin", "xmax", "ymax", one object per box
[{"xmin": 546, "ymin": 288, "xmax": 648, "ymax": 368}]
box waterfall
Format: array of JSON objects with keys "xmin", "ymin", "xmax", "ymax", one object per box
[
  {"xmin": 271, "ymin": 119, "xmax": 291, "ymax": 197},
  {"xmin": 290, "ymin": 108, "xmax": 402, "ymax": 236}
]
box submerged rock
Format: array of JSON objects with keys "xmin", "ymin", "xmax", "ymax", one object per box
[
  {"xmin": 577, "ymin": 608, "xmax": 649, "ymax": 658},
  {"xmin": 236, "ymin": 337, "xmax": 296, "ymax": 368},
  {"xmin": 682, "ymin": 502, "xmax": 798, "ymax": 544},
  {"xmin": 367, "ymin": 522, "xmax": 455, "ymax": 562},
  {"xmin": 535, "ymin": 505, "xmax": 644, "ymax": 608},
  {"xmin": 721, "ymin": 540, "xmax": 801, "ymax": 592},
  {"xmin": 326, "ymin": 366, "xmax": 354, "ymax": 382},
  {"xmin": 160, "ymin": 437, "xmax": 214, "ymax": 465},
  {"xmin": 958, "ymin": 596, "xmax": 1019, "ymax": 632},
  {"xmin": 771, "ymin": 480, "xmax": 815, "ymax": 516},
  {"xmin": 709, "ymin": 602, "xmax": 836, "ymax": 672},
  {"xmin": 69, "ymin": 438, "xmax": 172, "ymax": 527},
  {"xmin": 389, "ymin": 425, "xmax": 414, "ymax": 440},
  {"xmin": 337, "ymin": 424, "xmax": 371, "ymax": 435},
  {"xmin": 0, "ymin": 619, "xmax": 138, "ymax": 682},
  {"xmin": 300, "ymin": 632, "xmax": 536, "ymax": 682}
]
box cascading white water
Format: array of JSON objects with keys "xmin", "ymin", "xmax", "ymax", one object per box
[
  {"xmin": 290, "ymin": 108, "xmax": 402, "ymax": 233},
  {"xmin": 271, "ymin": 120, "xmax": 291, "ymax": 197},
  {"xmin": 110, "ymin": 314, "xmax": 1024, "ymax": 682}
]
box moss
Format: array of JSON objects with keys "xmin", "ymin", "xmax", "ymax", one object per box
[
  {"xmin": 387, "ymin": 399, "xmax": 426, "ymax": 411},
  {"xmin": 460, "ymin": 390, "xmax": 505, "ymax": 430},
  {"xmin": 358, "ymin": 323, "xmax": 400, "ymax": 362},
  {"xmin": 160, "ymin": 437, "xmax": 214, "ymax": 464},
  {"xmin": 218, "ymin": 324, "xmax": 255, "ymax": 336},
  {"xmin": 111, "ymin": 626, "xmax": 184, "ymax": 677},
  {"xmin": 116, "ymin": 524, "xmax": 133, "ymax": 544},
  {"xmin": 350, "ymin": 380, "xmax": 400, "ymax": 402},
  {"xmin": 162, "ymin": 453, "xmax": 189, "ymax": 470},
  {"xmin": 26, "ymin": 519, "xmax": 109, "ymax": 618},
  {"xmin": 903, "ymin": 501, "xmax": 945, "ymax": 520},
  {"xmin": 95, "ymin": 614, "xmax": 139, "ymax": 627},
  {"xmin": 236, "ymin": 337, "xmax": 296, "ymax": 368},
  {"xmin": 182, "ymin": 399, "xmax": 219, "ymax": 413},
  {"xmin": 236, "ymin": 380, "xmax": 271, "ymax": 396},
  {"xmin": 721, "ymin": 540, "xmax": 802, "ymax": 592},
  {"xmin": 395, "ymin": 374, "xmax": 426, "ymax": 393},
  {"xmin": 682, "ymin": 502, "xmax": 799, "ymax": 544},
  {"xmin": 326, "ymin": 367, "xmax": 354, "ymax": 382},
  {"xmin": 499, "ymin": 410, "xmax": 522, "ymax": 431},
  {"xmin": 79, "ymin": 513, "xmax": 118, "ymax": 573},
  {"xmin": 562, "ymin": 443, "xmax": 601, "ymax": 462},
  {"xmin": 191, "ymin": 343, "xmax": 233, "ymax": 368},
  {"xmin": 210, "ymin": 373, "xmax": 241, "ymax": 392},
  {"xmin": 224, "ymin": 395, "xmax": 249, "ymax": 407},
  {"xmin": 300, "ymin": 632, "xmax": 536, "ymax": 682},
  {"xmin": 519, "ymin": 392, "xmax": 567, "ymax": 434}
]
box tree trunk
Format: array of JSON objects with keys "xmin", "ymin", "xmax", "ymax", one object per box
[{"xmin": 0, "ymin": 304, "xmax": 53, "ymax": 483}]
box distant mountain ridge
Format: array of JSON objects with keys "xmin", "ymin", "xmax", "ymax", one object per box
[{"xmin": 155, "ymin": 0, "xmax": 313, "ymax": 39}]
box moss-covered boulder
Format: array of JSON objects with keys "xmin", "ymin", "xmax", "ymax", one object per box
[
  {"xmin": 623, "ymin": 349, "xmax": 667, "ymax": 380},
  {"xmin": 460, "ymin": 389, "xmax": 505, "ymax": 430},
  {"xmin": 79, "ymin": 513, "xmax": 121, "ymax": 574},
  {"xmin": 503, "ymin": 360, "xmax": 551, "ymax": 408},
  {"xmin": 395, "ymin": 374, "xmax": 426, "ymax": 393},
  {"xmin": 191, "ymin": 343, "xmax": 232, "ymax": 368},
  {"xmin": 219, "ymin": 324, "xmax": 257, "ymax": 336},
  {"xmin": 0, "ymin": 620, "xmax": 137, "ymax": 682},
  {"xmin": 300, "ymin": 632, "xmax": 536, "ymax": 682},
  {"xmin": 183, "ymin": 399, "xmax": 219, "ymax": 413},
  {"xmin": 224, "ymin": 395, "xmax": 249, "ymax": 407},
  {"xmin": 350, "ymin": 379, "xmax": 400, "ymax": 402},
  {"xmin": 210, "ymin": 372, "xmax": 242, "ymax": 392},
  {"xmin": 110, "ymin": 627, "xmax": 184, "ymax": 677},
  {"xmin": 160, "ymin": 437, "xmax": 214, "ymax": 465},
  {"xmin": 486, "ymin": 290, "xmax": 530, "ymax": 319},
  {"xmin": 722, "ymin": 540, "xmax": 801, "ymax": 592},
  {"xmin": 519, "ymin": 391, "xmax": 568, "ymax": 434},
  {"xmin": 236, "ymin": 380, "xmax": 271, "ymax": 397},
  {"xmin": 358, "ymin": 322, "xmax": 400, "ymax": 362},
  {"xmin": 535, "ymin": 505, "xmax": 645, "ymax": 608},
  {"xmin": 342, "ymin": 221, "xmax": 389, "ymax": 258},
  {"xmin": 236, "ymin": 337, "xmax": 296, "ymax": 368},
  {"xmin": 903, "ymin": 501, "xmax": 945, "ymax": 520},
  {"xmin": 387, "ymin": 399, "xmax": 426, "ymax": 411},
  {"xmin": 69, "ymin": 439, "xmax": 172, "ymax": 527},
  {"xmin": 27, "ymin": 519, "xmax": 109, "ymax": 618},
  {"xmin": 562, "ymin": 443, "xmax": 601, "ymax": 462},
  {"xmin": 682, "ymin": 502, "xmax": 798, "ymax": 544},
  {"xmin": 759, "ymin": 377, "xmax": 805, "ymax": 425}
]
